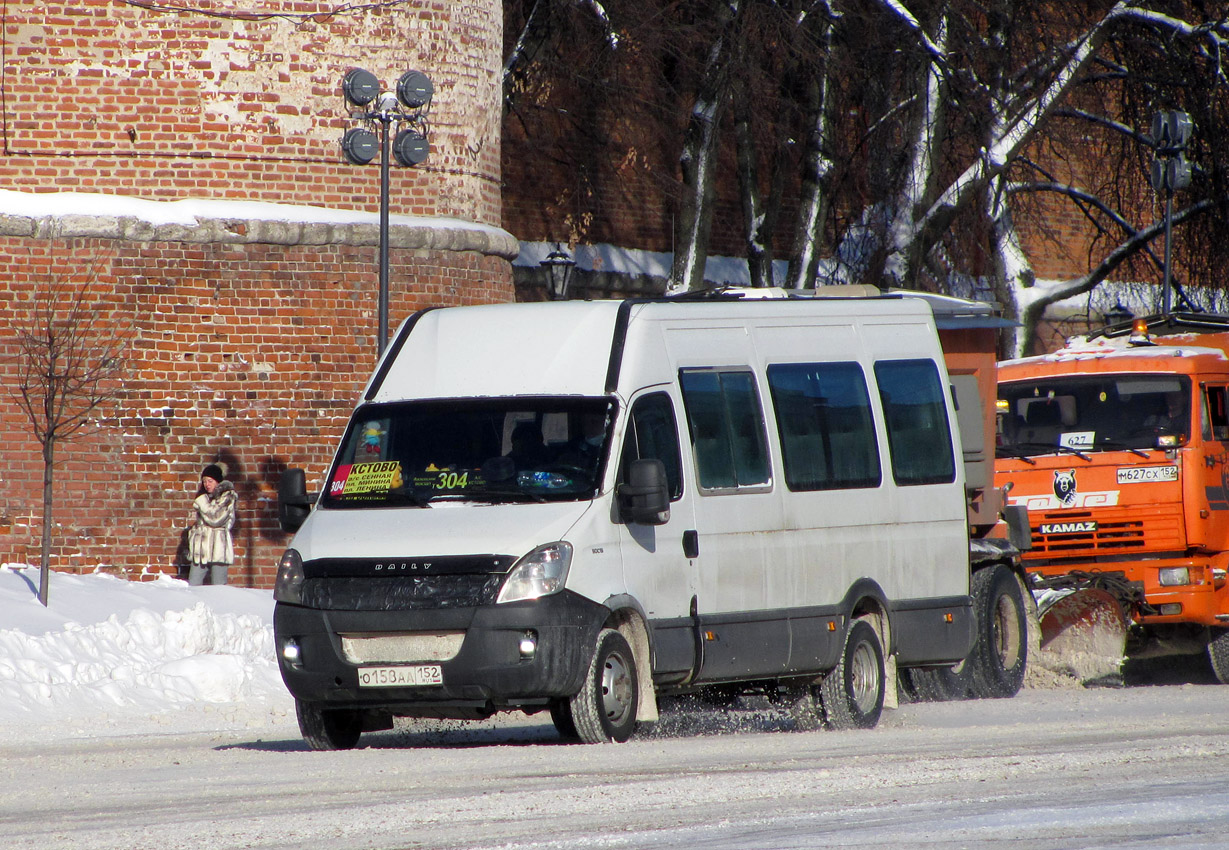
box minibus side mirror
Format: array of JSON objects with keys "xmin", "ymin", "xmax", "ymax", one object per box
[
  {"xmin": 278, "ymin": 467, "xmax": 315, "ymax": 534},
  {"xmin": 618, "ymin": 459, "xmax": 670, "ymax": 525}
]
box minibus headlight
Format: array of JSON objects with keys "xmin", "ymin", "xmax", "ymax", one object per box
[
  {"xmin": 497, "ymin": 542, "xmax": 573, "ymax": 604},
  {"xmin": 274, "ymin": 548, "xmax": 306, "ymax": 604},
  {"xmin": 1159, "ymin": 567, "xmax": 1190, "ymax": 587}
]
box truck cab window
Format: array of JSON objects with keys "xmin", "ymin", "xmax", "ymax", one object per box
[
  {"xmin": 1205, "ymin": 385, "xmax": 1229, "ymax": 442},
  {"xmin": 998, "ymin": 375, "xmax": 1192, "ymax": 454},
  {"xmin": 620, "ymin": 393, "xmax": 684, "ymax": 500},
  {"xmin": 679, "ymin": 369, "xmax": 771, "ymax": 491},
  {"xmin": 875, "ymin": 359, "xmax": 956, "ymax": 486}
]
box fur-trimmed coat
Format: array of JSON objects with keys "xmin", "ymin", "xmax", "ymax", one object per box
[{"xmin": 188, "ymin": 481, "xmax": 237, "ymax": 566}]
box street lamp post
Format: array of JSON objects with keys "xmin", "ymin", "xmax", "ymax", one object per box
[
  {"xmin": 340, "ymin": 68, "xmax": 433, "ymax": 355},
  {"xmin": 1149, "ymin": 110, "xmax": 1193, "ymax": 316}
]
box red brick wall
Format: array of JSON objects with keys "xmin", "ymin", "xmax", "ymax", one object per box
[
  {"xmin": 0, "ymin": 1, "xmax": 515, "ymax": 587},
  {"xmin": 0, "ymin": 237, "xmax": 514, "ymax": 586},
  {"xmin": 2, "ymin": 1, "xmax": 504, "ymax": 223}
]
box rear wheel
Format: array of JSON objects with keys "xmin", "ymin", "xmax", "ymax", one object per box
[
  {"xmin": 900, "ymin": 659, "xmax": 972, "ymax": 702},
  {"xmin": 570, "ymin": 629, "xmax": 639, "ymax": 744},
  {"xmin": 966, "ymin": 565, "xmax": 1027, "ymax": 699},
  {"xmin": 820, "ymin": 618, "xmax": 885, "ymax": 730},
  {"xmin": 1208, "ymin": 629, "xmax": 1229, "ymax": 684},
  {"xmin": 296, "ymin": 699, "xmax": 362, "ymax": 751}
]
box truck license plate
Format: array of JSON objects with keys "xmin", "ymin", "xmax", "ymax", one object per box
[{"xmin": 357, "ymin": 665, "xmax": 443, "ymax": 688}]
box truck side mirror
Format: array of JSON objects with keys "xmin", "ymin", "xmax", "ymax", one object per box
[
  {"xmin": 618, "ymin": 458, "xmax": 670, "ymax": 525},
  {"xmin": 278, "ymin": 467, "xmax": 314, "ymax": 534}
]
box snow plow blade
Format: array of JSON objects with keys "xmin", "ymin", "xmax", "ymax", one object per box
[{"xmin": 1034, "ymin": 588, "xmax": 1128, "ymax": 685}]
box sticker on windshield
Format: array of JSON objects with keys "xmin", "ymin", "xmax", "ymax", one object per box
[
  {"xmin": 1059, "ymin": 431, "xmax": 1095, "ymax": 450},
  {"xmin": 1117, "ymin": 465, "xmax": 1178, "ymax": 484},
  {"xmin": 330, "ymin": 461, "xmax": 404, "ymax": 496}
]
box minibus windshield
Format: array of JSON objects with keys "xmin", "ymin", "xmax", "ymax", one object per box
[
  {"xmin": 997, "ymin": 374, "xmax": 1191, "ymax": 457},
  {"xmin": 321, "ymin": 397, "xmax": 613, "ymax": 508}
]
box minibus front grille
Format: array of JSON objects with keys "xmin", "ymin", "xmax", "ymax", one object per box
[{"xmin": 300, "ymin": 574, "xmax": 503, "ymax": 611}]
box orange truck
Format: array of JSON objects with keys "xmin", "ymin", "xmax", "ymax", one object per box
[{"xmin": 994, "ymin": 313, "xmax": 1229, "ymax": 681}]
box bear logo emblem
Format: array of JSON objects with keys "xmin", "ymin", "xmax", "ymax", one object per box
[{"xmin": 1052, "ymin": 469, "xmax": 1078, "ymax": 507}]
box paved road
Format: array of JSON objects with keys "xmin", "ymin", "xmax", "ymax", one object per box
[{"xmin": 3, "ymin": 672, "xmax": 1227, "ymax": 850}]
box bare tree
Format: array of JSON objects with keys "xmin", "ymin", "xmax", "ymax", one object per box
[
  {"xmin": 11, "ymin": 246, "xmax": 129, "ymax": 606},
  {"xmin": 501, "ymin": 0, "xmax": 1228, "ymax": 352}
]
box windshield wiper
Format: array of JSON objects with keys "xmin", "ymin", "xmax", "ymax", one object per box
[
  {"xmin": 1009, "ymin": 441, "xmax": 1093, "ymax": 462},
  {"xmin": 456, "ymin": 488, "xmax": 548, "ymax": 504},
  {"xmin": 994, "ymin": 446, "xmax": 1037, "ymax": 465},
  {"xmin": 1093, "ymin": 440, "xmax": 1151, "ymax": 458}
]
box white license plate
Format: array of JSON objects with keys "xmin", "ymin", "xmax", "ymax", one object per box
[{"xmin": 357, "ymin": 665, "xmax": 443, "ymax": 688}]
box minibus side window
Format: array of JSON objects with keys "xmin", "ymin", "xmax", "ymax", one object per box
[
  {"xmin": 874, "ymin": 359, "xmax": 956, "ymax": 486},
  {"xmin": 620, "ymin": 393, "xmax": 684, "ymax": 500},
  {"xmin": 767, "ymin": 362, "xmax": 881, "ymax": 491},
  {"xmin": 679, "ymin": 369, "xmax": 771, "ymax": 491}
]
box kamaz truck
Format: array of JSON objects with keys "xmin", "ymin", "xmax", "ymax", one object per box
[{"xmin": 995, "ymin": 313, "xmax": 1229, "ymax": 681}]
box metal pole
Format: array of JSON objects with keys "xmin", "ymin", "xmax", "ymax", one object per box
[
  {"xmin": 1162, "ymin": 188, "xmax": 1173, "ymax": 316},
  {"xmin": 378, "ymin": 114, "xmax": 391, "ymax": 356}
]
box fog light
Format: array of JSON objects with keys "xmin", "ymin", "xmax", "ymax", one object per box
[
  {"xmin": 1159, "ymin": 603, "xmax": 1183, "ymax": 616},
  {"xmin": 1159, "ymin": 567, "xmax": 1190, "ymax": 587},
  {"xmin": 519, "ymin": 632, "xmax": 538, "ymax": 659},
  {"xmin": 281, "ymin": 638, "xmax": 302, "ymax": 665}
]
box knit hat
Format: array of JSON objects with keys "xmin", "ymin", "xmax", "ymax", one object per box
[{"xmin": 201, "ymin": 463, "xmax": 225, "ymax": 482}]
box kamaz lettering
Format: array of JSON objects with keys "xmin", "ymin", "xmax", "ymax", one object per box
[{"xmin": 1039, "ymin": 521, "xmax": 1097, "ymax": 535}]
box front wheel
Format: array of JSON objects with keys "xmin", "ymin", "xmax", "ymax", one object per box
[
  {"xmin": 820, "ymin": 618, "xmax": 885, "ymax": 730},
  {"xmin": 296, "ymin": 699, "xmax": 362, "ymax": 751},
  {"xmin": 966, "ymin": 564, "xmax": 1027, "ymax": 699},
  {"xmin": 570, "ymin": 629, "xmax": 639, "ymax": 744},
  {"xmin": 1208, "ymin": 629, "xmax": 1229, "ymax": 684}
]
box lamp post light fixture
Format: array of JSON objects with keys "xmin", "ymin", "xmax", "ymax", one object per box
[
  {"xmin": 540, "ymin": 247, "xmax": 576, "ymax": 300},
  {"xmin": 1149, "ymin": 110, "xmax": 1194, "ymax": 317},
  {"xmin": 340, "ymin": 68, "xmax": 434, "ymax": 355},
  {"xmin": 1104, "ymin": 301, "xmax": 1133, "ymax": 328}
]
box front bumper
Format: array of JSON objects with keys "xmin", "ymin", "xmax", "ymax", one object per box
[{"xmin": 274, "ymin": 590, "xmax": 608, "ymax": 715}]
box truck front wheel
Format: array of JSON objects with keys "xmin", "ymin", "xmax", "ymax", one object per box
[
  {"xmin": 966, "ymin": 564, "xmax": 1027, "ymax": 699},
  {"xmin": 1207, "ymin": 628, "xmax": 1229, "ymax": 684}
]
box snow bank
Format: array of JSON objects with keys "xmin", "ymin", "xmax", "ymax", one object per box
[{"xmin": 0, "ymin": 565, "xmax": 293, "ymax": 741}]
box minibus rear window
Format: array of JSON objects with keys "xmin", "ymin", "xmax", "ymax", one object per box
[{"xmin": 874, "ymin": 359, "xmax": 956, "ymax": 486}]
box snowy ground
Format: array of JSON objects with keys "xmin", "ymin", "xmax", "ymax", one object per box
[
  {"xmin": 0, "ymin": 565, "xmax": 294, "ymax": 743},
  {"xmin": 3, "ymin": 564, "xmax": 1229, "ymax": 849}
]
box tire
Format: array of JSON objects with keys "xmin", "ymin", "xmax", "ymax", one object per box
[
  {"xmin": 569, "ymin": 629, "xmax": 639, "ymax": 744},
  {"xmin": 296, "ymin": 699, "xmax": 362, "ymax": 751},
  {"xmin": 820, "ymin": 618, "xmax": 885, "ymax": 730},
  {"xmin": 900, "ymin": 660, "xmax": 973, "ymax": 702},
  {"xmin": 549, "ymin": 699, "xmax": 580, "ymax": 740},
  {"xmin": 1208, "ymin": 629, "xmax": 1229, "ymax": 684},
  {"xmin": 787, "ymin": 686, "xmax": 823, "ymax": 731},
  {"xmin": 966, "ymin": 565, "xmax": 1028, "ymax": 699}
]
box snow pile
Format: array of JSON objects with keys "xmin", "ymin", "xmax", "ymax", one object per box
[{"xmin": 0, "ymin": 565, "xmax": 293, "ymax": 741}]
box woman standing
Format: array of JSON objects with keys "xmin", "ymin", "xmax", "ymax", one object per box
[{"xmin": 188, "ymin": 463, "xmax": 237, "ymax": 585}]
